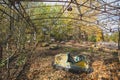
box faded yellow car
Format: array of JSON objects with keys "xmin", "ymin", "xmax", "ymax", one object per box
[{"xmin": 52, "ymin": 53, "xmax": 93, "ymax": 74}]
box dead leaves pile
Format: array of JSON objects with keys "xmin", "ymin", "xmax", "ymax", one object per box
[
  {"xmin": 88, "ymin": 60, "xmax": 120, "ymax": 80},
  {"xmin": 26, "ymin": 56, "xmax": 120, "ymax": 80}
]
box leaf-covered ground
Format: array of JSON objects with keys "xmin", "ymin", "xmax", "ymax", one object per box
[
  {"xmin": 1, "ymin": 42, "xmax": 120, "ymax": 80},
  {"xmin": 17, "ymin": 42, "xmax": 120, "ymax": 80}
]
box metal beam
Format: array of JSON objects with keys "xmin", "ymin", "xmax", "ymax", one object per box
[
  {"xmin": 0, "ymin": 8, "xmax": 17, "ymax": 20},
  {"xmin": 32, "ymin": 17, "xmax": 96, "ymax": 24},
  {"xmin": 18, "ymin": 0, "xmax": 69, "ymax": 2}
]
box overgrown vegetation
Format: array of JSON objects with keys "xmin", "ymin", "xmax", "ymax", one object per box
[{"xmin": 0, "ymin": 0, "xmax": 119, "ymax": 80}]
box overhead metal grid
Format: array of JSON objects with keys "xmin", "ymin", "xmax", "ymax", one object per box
[
  {"xmin": 0, "ymin": 0, "xmax": 119, "ymax": 30},
  {"xmin": 0, "ymin": 0, "xmax": 120, "ymax": 39}
]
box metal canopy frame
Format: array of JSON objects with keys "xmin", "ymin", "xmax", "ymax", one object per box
[
  {"xmin": 1, "ymin": 0, "xmax": 120, "ymax": 25},
  {"xmin": 0, "ymin": 0, "xmax": 120, "ymax": 33}
]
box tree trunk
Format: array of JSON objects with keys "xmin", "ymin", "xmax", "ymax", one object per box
[
  {"xmin": 118, "ymin": 31, "xmax": 120, "ymax": 50},
  {"xmin": 101, "ymin": 31, "xmax": 104, "ymax": 41}
]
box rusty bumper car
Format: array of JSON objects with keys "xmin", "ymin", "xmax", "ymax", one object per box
[{"xmin": 52, "ymin": 53, "xmax": 93, "ymax": 74}]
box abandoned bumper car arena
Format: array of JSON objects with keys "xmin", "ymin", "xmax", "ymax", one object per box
[{"xmin": 0, "ymin": 0, "xmax": 120, "ymax": 80}]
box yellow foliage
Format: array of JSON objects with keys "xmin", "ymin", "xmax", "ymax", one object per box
[{"xmin": 96, "ymin": 29, "xmax": 103, "ymax": 42}]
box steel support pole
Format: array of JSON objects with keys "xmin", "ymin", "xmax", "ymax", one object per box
[
  {"xmin": 118, "ymin": 30, "xmax": 120, "ymax": 50},
  {"xmin": 117, "ymin": 7, "xmax": 120, "ymax": 62}
]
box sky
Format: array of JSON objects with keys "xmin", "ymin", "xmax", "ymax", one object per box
[{"xmin": 98, "ymin": 0, "xmax": 120, "ymax": 33}]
